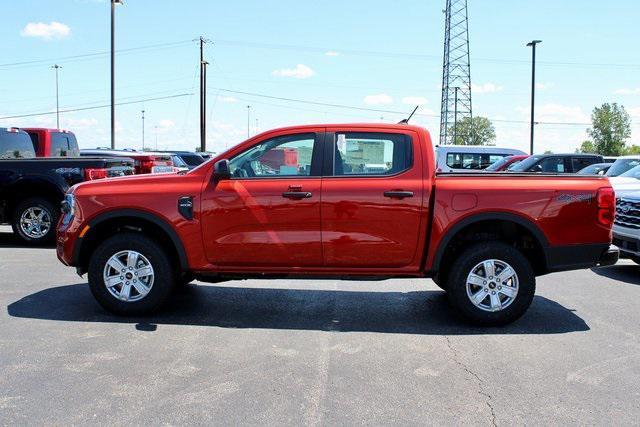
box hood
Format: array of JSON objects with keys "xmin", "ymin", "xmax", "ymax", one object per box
[{"xmin": 609, "ymin": 177, "xmax": 640, "ymax": 197}]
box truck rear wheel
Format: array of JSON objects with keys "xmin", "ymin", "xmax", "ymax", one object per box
[
  {"xmin": 12, "ymin": 197, "xmax": 58, "ymax": 244},
  {"xmin": 88, "ymin": 233, "xmax": 176, "ymax": 315},
  {"xmin": 445, "ymin": 242, "xmax": 535, "ymax": 326}
]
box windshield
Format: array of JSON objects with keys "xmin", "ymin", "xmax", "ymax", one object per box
[
  {"xmin": 509, "ymin": 155, "xmax": 543, "ymax": 172},
  {"xmin": 181, "ymin": 153, "xmax": 205, "ymax": 166},
  {"xmin": 607, "ymin": 158, "xmax": 640, "ymax": 177},
  {"xmin": 620, "ymin": 164, "xmax": 640, "ymax": 179},
  {"xmin": 485, "ymin": 156, "xmax": 513, "ymax": 171}
]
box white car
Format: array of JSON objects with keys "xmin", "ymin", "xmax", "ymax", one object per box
[
  {"xmin": 613, "ymin": 191, "xmax": 640, "ymax": 264},
  {"xmin": 606, "ymin": 155, "xmax": 640, "ymax": 177},
  {"xmin": 609, "ymin": 164, "xmax": 640, "ymax": 197},
  {"xmin": 435, "ymin": 145, "xmax": 527, "ymax": 173}
]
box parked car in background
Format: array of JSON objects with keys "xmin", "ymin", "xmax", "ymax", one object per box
[
  {"xmin": 509, "ymin": 154, "xmax": 603, "ymax": 173},
  {"xmin": 156, "ymin": 151, "xmax": 205, "ymax": 170},
  {"xmin": 609, "ymin": 164, "xmax": 640, "ymax": 196},
  {"xmin": 57, "ymin": 123, "xmax": 617, "ymax": 326},
  {"xmin": 484, "ymin": 155, "xmax": 529, "ymax": 172},
  {"xmin": 577, "ymin": 162, "xmax": 613, "ymax": 175},
  {"xmin": 612, "ymin": 191, "xmax": 640, "ymax": 264},
  {"xmin": 606, "ymin": 156, "xmax": 640, "ymax": 177},
  {"xmin": 0, "ymin": 128, "xmax": 134, "ymax": 244},
  {"xmin": 435, "ymin": 145, "xmax": 527, "ymax": 172},
  {"xmin": 80, "ymin": 149, "xmax": 174, "ymax": 174},
  {"xmin": 22, "ymin": 128, "xmax": 80, "ymax": 157}
]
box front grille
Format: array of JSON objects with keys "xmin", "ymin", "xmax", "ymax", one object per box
[{"xmin": 614, "ymin": 198, "xmax": 640, "ymax": 229}]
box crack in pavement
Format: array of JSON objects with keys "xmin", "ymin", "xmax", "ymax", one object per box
[{"xmin": 444, "ymin": 336, "xmax": 497, "ymax": 427}]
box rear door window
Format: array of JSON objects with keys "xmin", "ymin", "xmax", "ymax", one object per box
[
  {"xmin": 571, "ymin": 157, "xmax": 597, "ymax": 172},
  {"xmin": 333, "ymin": 132, "xmax": 412, "ymax": 176},
  {"xmin": 537, "ymin": 157, "xmax": 565, "ymax": 173}
]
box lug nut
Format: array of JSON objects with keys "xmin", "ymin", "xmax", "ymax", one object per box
[
  {"xmin": 120, "ymin": 276, "xmax": 124, "ymax": 280},
  {"xmin": 498, "ymin": 286, "xmax": 502, "ymax": 290},
  {"xmin": 491, "ymin": 291, "xmax": 496, "ymax": 295}
]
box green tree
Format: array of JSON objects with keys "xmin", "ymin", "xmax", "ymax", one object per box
[
  {"xmin": 623, "ymin": 145, "xmax": 640, "ymax": 155},
  {"xmin": 448, "ymin": 116, "xmax": 496, "ymax": 145},
  {"xmin": 577, "ymin": 140, "xmax": 596, "ymax": 154},
  {"xmin": 588, "ymin": 103, "xmax": 631, "ymax": 156}
]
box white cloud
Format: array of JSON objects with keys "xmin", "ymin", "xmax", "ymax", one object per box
[
  {"xmin": 628, "ymin": 107, "xmax": 640, "ymax": 120},
  {"xmin": 363, "ymin": 93, "xmax": 393, "ymax": 105},
  {"xmin": 536, "ymin": 82, "xmax": 553, "ymax": 90},
  {"xmin": 614, "ymin": 88, "xmax": 640, "ymax": 95},
  {"xmin": 271, "ymin": 64, "xmax": 315, "ymax": 79},
  {"xmin": 515, "ymin": 103, "xmax": 590, "ymax": 124},
  {"xmin": 218, "ymin": 95, "xmax": 237, "ymax": 103},
  {"xmin": 325, "ymin": 51, "xmax": 340, "ymax": 57},
  {"xmin": 402, "ymin": 96, "xmax": 428, "ymax": 106},
  {"xmin": 472, "ymin": 83, "xmax": 503, "ymax": 94},
  {"xmin": 20, "ymin": 21, "xmax": 71, "ymax": 40}
]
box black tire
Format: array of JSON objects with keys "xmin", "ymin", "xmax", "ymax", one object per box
[
  {"xmin": 11, "ymin": 197, "xmax": 59, "ymax": 244},
  {"xmin": 445, "ymin": 242, "xmax": 535, "ymax": 326},
  {"xmin": 88, "ymin": 233, "xmax": 176, "ymax": 315},
  {"xmin": 631, "ymin": 256, "xmax": 640, "ymax": 265},
  {"xmin": 178, "ymin": 273, "xmax": 196, "ymax": 286}
]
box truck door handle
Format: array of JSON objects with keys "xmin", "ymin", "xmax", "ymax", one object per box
[
  {"xmin": 384, "ymin": 191, "xmax": 414, "ymax": 199},
  {"xmin": 282, "ymin": 191, "xmax": 312, "ymax": 200}
]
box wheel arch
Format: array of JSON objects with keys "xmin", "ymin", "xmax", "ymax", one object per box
[
  {"xmin": 430, "ymin": 212, "xmax": 550, "ymax": 281},
  {"xmin": 74, "ymin": 209, "xmax": 189, "ymax": 274}
]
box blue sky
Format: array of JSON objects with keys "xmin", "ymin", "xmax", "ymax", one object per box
[{"xmin": 1, "ymin": 0, "xmax": 639, "ymax": 154}]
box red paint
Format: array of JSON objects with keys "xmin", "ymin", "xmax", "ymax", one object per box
[
  {"xmin": 22, "ymin": 128, "xmax": 79, "ymax": 157},
  {"xmin": 57, "ymin": 123, "xmax": 615, "ymax": 278}
]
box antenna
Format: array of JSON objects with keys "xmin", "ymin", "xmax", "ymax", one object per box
[{"xmin": 398, "ymin": 105, "xmax": 419, "ymax": 124}]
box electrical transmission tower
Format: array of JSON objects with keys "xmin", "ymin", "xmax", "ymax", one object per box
[{"xmin": 439, "ymin": 0, "xmax": 472, "ymax": 145}]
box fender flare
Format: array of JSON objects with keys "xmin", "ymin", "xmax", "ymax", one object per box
[
  {"xmin": 74, "ymin": 209, "xmax": 189, "ymax": 270},
  {"xmin": 430, "ymin": 211, "xmax": 550, "ymax": 271}
]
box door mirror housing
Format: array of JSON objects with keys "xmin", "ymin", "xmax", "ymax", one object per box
[{"xmin": 212, "ymin": 159, "xmax": 231, "ymax": 182}]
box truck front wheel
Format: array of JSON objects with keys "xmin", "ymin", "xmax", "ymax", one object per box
[
  {"xmin": 445, "ymin": 242, "xmax": 536, "ymax": 326},
  {"xmin": 12, "ymin": 197, "xmax": 59, "ymax": 244},
  {"xmin": 88, "ymin": 233, "xmax": 176, "ymax": 315}
]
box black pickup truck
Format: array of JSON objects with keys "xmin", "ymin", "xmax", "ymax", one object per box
[{"xmin": 0, "ymin": 128, "xmax": 134, "ymax": 244}]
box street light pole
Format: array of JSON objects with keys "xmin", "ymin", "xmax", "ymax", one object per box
[
  {"xmin": 111, "ymin": 0, "xmax": 123, "ymax": 149},
  {"xmin": 51, "ymin": 64, "xmax": 62, "ymax": 129},
  {"xmin": 453, "ymin": 86, "xmax": 459, "ymax": 145},
  {"xmin": 141, "ymin": 109, "xmax": 145, "ymax": 150},
  {"xmin": 246, "ymin": 105, "xmax": 251, "ymax": 138},
  {"xmin": 526, "ymin": 40, "xmax": 542, "ymax": 155}
]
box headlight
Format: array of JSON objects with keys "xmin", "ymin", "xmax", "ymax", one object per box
[{"xmin": 61, "ymin": 193, "xmax": 75, "ymax": 224}]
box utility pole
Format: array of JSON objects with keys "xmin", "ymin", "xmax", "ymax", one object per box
[
  {"xmin": 51, "ymin": 64, "xmax": 62, "ymax": 129},
  {"xmin": 111, "ymin": 0, "xmax": 123, "ymax": 149},
  {"xmin": 198, "ymin": 36, "xmax": 209, "ymax": 153},
  {"xmin": 526, "ymin": 40, "xmax": 542, "ymax": 155},
  {"xmin": 141, "ymin": 109, "xmax": 145, "ymax": 150},
  {"xmin": 246, "ymin": 105, "xmax": 251, "ymax": 138},
  {"xmin": 154, "ymin": 125, "xmax": 158, "ymax": 150}
]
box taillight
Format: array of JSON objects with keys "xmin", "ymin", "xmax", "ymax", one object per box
[
  {"xmin": 84, "ymin": 168, "xmax": 109, "ymax": 180},
  {"xmin": 596, "ymin": 187, "xmax": 615, "ymax": 227}
]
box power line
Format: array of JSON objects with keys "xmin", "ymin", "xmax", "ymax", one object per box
[
  {"xmin": 208, "ymin": 87, "xmax": 591, "ymax": 126},
  {"xmin": 0, "ymin": 40, "xmax": 193, "ymax": 70},
  {"xmin": 0, "ymin": 93, "xmax": 192, "ymax": 120}
]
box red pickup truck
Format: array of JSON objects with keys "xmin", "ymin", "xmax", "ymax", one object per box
[
  {"xmin": 56, "ymin": 124, "xmax": 618, "ymax": 325},
  {"xmin": 22, "ymin": 128, "xmax": 80, "ymax": 157}
]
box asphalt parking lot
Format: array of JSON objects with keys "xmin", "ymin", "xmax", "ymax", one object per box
[{"xmin": 1, "ymin": 225, "xmax": 639, "ymax": 425}]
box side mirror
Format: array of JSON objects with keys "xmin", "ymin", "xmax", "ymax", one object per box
[{"xmin": 212, "ymin": 159, "xmax": 231, "ymax": 182}]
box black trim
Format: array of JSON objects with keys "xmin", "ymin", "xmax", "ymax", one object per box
[
  {"xmin": 546, "ymin": 243, "xmax": 614, "ymax": 272},
  {"xmin": 72, "ymin": 209, "xmax": 189, "ymax": 270},
  {"xmin": 431, "ymin": 212, "xmax": 550, "ymax": 272}
]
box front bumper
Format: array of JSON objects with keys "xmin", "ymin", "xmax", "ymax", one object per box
[{"xmin": 612, "ymin": 224, "xmax": 640, "ymax": 258}]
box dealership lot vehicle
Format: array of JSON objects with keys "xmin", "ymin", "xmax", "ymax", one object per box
[
  {"xmin": 2, "ymin": 231, "xmax": 640, "ymax": 425},
  {"xmin": 509, "ymin": 153, "xmax": 604, "ymax": 173},
  {"xmin": 577, "ymin": 162, "xmax": 613, "ymax": 175},
  {"xmin": 609, "ymin": 164, "xmax": 640, "ymax": 196},
  {"xmin": 612, "ymin": 191, "xmax": 640, "ymax": 263},
  {"xmin": 0, "ymin": 128, "xmax": 134, "ymax": 244},
  {"xmin": 22, "ymin": 128, "xmax": 80, "ymax": 157},
  {"xmin": 157, "ymin": 150, "xmax": 206, "ymax": 170},
  {"xmin": 435, "ymin": 145, "xmax": 526, "ymax": 172},
  {"xmin": 484, "ymin": 154, "xmax": 529, "ymax": 172},
  {"xmin": 80, "ymin": 148, "xmax": 174, "ymax": 174},
  {"xmin": 606, "ymin": 155, "xmax": 640, "ymax": 177},
  {"xmin": 57, "ymin": 124, "xmax": 617, "ymax": 326}
]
